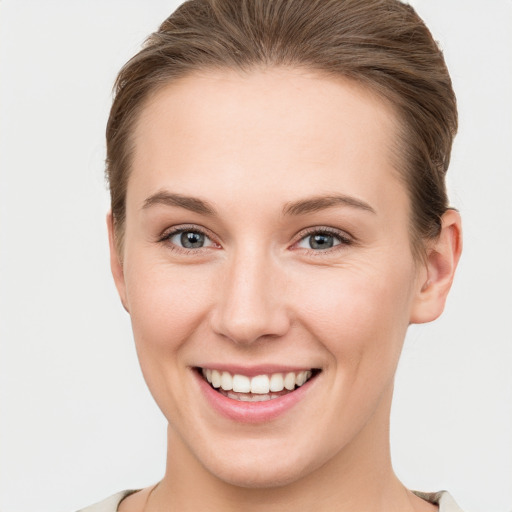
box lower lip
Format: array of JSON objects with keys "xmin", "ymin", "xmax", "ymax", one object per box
[{"xmin": 194, "ymin": 370, "xmax": 317, "ymax": 423}]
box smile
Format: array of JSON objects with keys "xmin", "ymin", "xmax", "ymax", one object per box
[{"xmin": 200, "ymin": 368, "xmax": 317, "ymax": 402}]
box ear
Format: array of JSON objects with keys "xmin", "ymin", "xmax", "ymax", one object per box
[
  {"xmin": 410, "ymin": 209, "xmax": 462, "ymax": 324},
  {"xmin": 107, "ymin": 211, "xmax": 129, "ymax": 313}
]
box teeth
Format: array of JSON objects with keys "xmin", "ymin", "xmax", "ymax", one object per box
[
  {"xmin": 284, "ymin": 372, "xmax": 296, "ymax": 390},
  {"xmin": 225, "ymin": 391, "xmax": 274, "ymax": 402},
  {"xmin": 269, "ymin": 373, "xmax": 284, "ymax": 392},
  {"xmin": 232, "ymin": 374, "xmax": 251, "ymax": 393},
  {"xmin": 251, "ymin": 375, "xmax": 270, "ymax": 394},
  {"xmin": 220, "ymin": 371, "xmax": 233, "ymax": 391},
  {"xmin": 211, "ymin": 369, "xmax": 221, "ymax": 388},
  {"xmin": 296, "ymin": 370, "xmax": 312, "ymax": 387},
  {"xmin": 202, "ymin": 368, "xmax": 315, "ymax": 394}
]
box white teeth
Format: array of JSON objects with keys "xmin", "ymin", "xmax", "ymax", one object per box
[
  {"xmin": 284, "ymin": 372, "xmax": 296, "ymax": 390},
  {"xmin": 251, "ymin": 374, "xmax": 270, "ymax": 394},
  {"xmin": 296, "ymin": 370, "xmax": 313, "ymax": 387},
  {"xmin": 296, "ymin": 370, "xmax": 309, "ymax": 386},
  {"xmin": 220, "ymin": 371, "xmax": 233, "ymax": 391},
  {"xmin": 248, "ymin": 393, "xmax": 270, "ymax": 402},
  {"xmin": 225, "ymin": 391, "xmax": 275, "ymax": 402},
  {"xmin": 232, "ymin": 374, "xmax": 251, "ymax": 393},
  {"xmin": 211, "ymin": 369, "xmax": 221, "ymax": 388},
  {"xmin": 202, "ymin": 368, "xmax": 316, "ymax": 395},
  {"xmin": 269, "ymin": 373, "xmax": 284, "ymax": 392}
]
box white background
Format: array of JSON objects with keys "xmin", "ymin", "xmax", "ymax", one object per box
[{"xmin": 0, "ymin": 1, "xmax": 511, "ymax": 511}]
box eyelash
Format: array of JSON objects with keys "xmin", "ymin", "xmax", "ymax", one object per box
[
  {"xmin": 294, "ymin": 227, "xmax": 353, "ymax": 256},
  {"xmin": 158, "ymin": 224, "xmax": 219, "ymax": 255},
  {"xmin": 158, "ymin": 225, "xmax": 353, "ymax": 256}
]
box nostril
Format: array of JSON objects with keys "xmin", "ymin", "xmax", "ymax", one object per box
[{"xmin": 210, "ymin": 313, "xmax": 291, "ymax": 346}]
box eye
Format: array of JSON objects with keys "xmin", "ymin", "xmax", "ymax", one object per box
[
  {"xmin": 295, "ymin": 229, "xmax": 351, "ymax": 251},
  {"xmin": 161, "ymin": 227, "xmax": 217, "ymax": 251}
]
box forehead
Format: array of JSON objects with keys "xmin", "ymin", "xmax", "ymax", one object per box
[{"xmin": 129, "ymin": 68, "xmax": 405, "ymax": 216}]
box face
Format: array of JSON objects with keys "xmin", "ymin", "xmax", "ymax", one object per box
[{"xmin": 111, "ymin": 68, "xmax": 430, "ymax": 488}]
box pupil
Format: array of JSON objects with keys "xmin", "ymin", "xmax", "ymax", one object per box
[
  {"xmin": 310, "ymin": 234, "xmax": 333, "ymax": 250},
  {"xmin": 181, "ymin": 231, "xmax": 204, "ymax": 248}
]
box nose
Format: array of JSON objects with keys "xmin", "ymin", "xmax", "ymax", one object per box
[{"xmin": 210, "ymin": 246, "xmax": 291, "ymax": 345}]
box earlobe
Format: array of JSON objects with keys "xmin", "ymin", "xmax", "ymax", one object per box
[
  {"xmin": 410, "ymin": 209, "xmax": 462, "ymax": 324},
  {"xmin": 106, "ymin": 211, "xmax": 129, "ymax": 313}
]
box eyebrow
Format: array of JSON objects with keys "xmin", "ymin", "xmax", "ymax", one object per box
[
  {"xmin": 282, "ymin": 194, "xmax": 376, "ymax": 216},
  {"xmin": 142, "ymin": 191, "xmax": 376, "ymax": 217},
  {"xmin": 142, "ymin": 191, "xmax": 216, "ymax": 216}
]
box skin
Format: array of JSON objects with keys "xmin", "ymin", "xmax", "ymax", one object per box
[{"xmin": 110, "ymin": 68, "xmax": 462, "ymax": 512}]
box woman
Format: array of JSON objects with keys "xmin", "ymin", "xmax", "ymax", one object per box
[{"xmin": 83, "ymin": 0, "xmax": 463, "ymax": 510}]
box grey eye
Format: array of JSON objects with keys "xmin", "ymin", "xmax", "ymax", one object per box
[
  {"xmin": 297, "ymin": 232, "xmax": 343, "ymax": 250},
  {"xmin": 168, "ymin": 230, "xmax": 214, "ymax": 249},
  {"xmin": 310, "ymin": 233, "xmax": 335, "ymax": 249},
  {"xmin": 181, "ymin": 231, "xmax": 205, "ymax": 248}
]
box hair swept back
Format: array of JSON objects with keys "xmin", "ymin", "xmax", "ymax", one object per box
[{"xmin": 106, "ymin": 0, "xmax": 457, "ymax": 255}]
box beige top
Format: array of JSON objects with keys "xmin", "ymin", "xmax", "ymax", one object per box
[{"xmin": 77, "ymin": 489, "xmax": 465, "ymax": 512}]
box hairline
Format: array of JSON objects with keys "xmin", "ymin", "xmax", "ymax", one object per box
[{"xmin": 112, "ymin": 64, "xmax": 433, "ymax": 261}]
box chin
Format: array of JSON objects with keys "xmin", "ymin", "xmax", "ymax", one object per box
[
  {"xmin": 210, "ymin": 461, "xmax": 308, "ymax": 489},
  {"xmin": 195, "ymin": 439, "xmax": 326, "ymax": 490}
]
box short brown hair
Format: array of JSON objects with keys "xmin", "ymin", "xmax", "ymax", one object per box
[{"xmin": 106, "ymin": 0, "xmax": 457, "ymax": 254}]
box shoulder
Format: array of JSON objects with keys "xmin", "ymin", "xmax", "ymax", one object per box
[
  {"xmin": 78, "ymin": 488, "xmax": 465, "ymax": 512},
  {"xmin": 413, "ymin": 490, "xmax": 465, "ymax": 512},
  {"xmin": 76, "ymin": 490, "xmax": 139, "ymax": 512}
]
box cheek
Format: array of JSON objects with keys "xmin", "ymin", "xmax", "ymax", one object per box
[
  {"xmin": 124, "ymin": 257, "xmax": 216, "ymax": 354},
  {"xmin": 122, "ymin": 257, "xmax": 220, "ymax": 420},
  {"xmin": 293, "ymin": 260, "xmax": 415, "ymax": 363}
]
